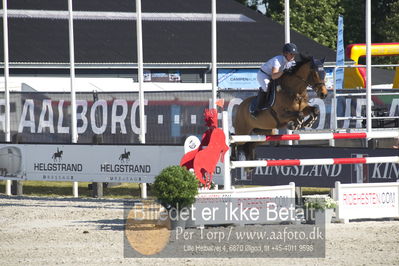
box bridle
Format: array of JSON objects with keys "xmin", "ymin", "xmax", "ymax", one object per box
[
  {"xmin": 293, "ymin": 60, "xmax": 326, "ymax": 94},
  {"xmin": 293, "ymin": 74, "xmax": 325, "ymax": 91}
]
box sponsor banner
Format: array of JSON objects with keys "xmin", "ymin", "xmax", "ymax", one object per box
[
  {"xmin": 0, "ymin": 143, "xmax": 226, "ymax": 184},
  {"xmin": 335, "ymin": 15, "xmax": 345, "ymax": 90},
  {"xmin": 0, "ymin": 90, "xmax": 398, "ymax": 144},
  {"xmin": 233, "ymin": 146, "xmax": 399, "ymax": 188},
  {"xmin": 0, "ymin": 144, "xmax": 184, "ymax": 183},
  {"xmin": 335, "ymin": 182, "xmax": 399, "ymax": 220},
  {"xmin": 144, "ymin": 70, "xmax": 181, "ymax": 82},
  {"xmin": 218, "ymin": 69, "xmax": 258, "ymax": 89}
]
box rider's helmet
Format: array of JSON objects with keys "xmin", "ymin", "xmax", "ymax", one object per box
[{"xmin": 283, "ymin": 43, "xmax": 299, "ymax": 54}]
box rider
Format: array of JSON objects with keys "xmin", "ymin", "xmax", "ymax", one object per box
[{"xmin": 251, "ymin": 43, "xmax": 299, "ymax": 118}]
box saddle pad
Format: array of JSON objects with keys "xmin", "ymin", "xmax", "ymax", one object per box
[{"xmin": 249, "ymin": 82, "xmax": 277, "ymax": 113}]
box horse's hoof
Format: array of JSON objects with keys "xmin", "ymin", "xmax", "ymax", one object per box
[
  {"xmin": 295, "ymin": 120, "xmax": 304, "ymax": 130},
  {"xmin": 307, "ymin": 121, "xmax": 316, "ymax": 128},
  {"xmin": 295, "ymin": 122, "xmax": 303, "ymax": 130},
  {"xmin": 287, "ymin": 121, "xmax": 296, "ymax": 130}
]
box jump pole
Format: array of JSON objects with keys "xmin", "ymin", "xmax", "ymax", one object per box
[
  {"xmin": 231, "ymin": 131, "xmax": 399, "ymax": 143},
  {"xmin": 231, "ymin": 156, "xmax": 399, "ymax": 169}
]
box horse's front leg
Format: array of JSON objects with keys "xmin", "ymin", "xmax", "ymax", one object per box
[
  {"xmin": 301, "ymin": 105, "xmax": 320, "ymax": 128},
  {"xmin": 282, "ymin": 110, "xmax": 305, "ymax": 130},
  {"xmin": 287, "ymin": 119, "xmax": 303, "ymax": 130}
]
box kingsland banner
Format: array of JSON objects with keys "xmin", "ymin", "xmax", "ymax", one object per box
[{"xmin": 0, "ymin": 90, "xmax": 398, "ymax": 144}]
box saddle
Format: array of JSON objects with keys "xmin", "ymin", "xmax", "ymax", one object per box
[{"xmin": 249, "ymin": 79, "xmax": 278, "ymax": 113}]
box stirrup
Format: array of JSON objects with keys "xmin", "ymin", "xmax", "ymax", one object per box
[{"xmin": 250, "ymin": 110, "xmax": 259, "ymax": 119}]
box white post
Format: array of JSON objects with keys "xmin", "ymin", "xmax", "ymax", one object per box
[
  {"xmin": 136, "ymin": 0, "xmax": 147, "ymax": 198},
  {"xmin": 330, "ymin": 67, "xmax": 337, "ymax": 147},
  {"xmin": 281, "ymin": 0, "xmax": 293, "ymax": 149},
  {"xmin": 3, "ymin": 0, "xmax": 11, "ymax": 195},
  {"xmin": 222, "ymin": 111, "xmax": 231, "ymax": 190},
  {"xmin": 136, "ymin": 0, "xmax": 145, "ymax": 144},
  {"xmin": 333, "ymin": 181, "xmax": 340, "ymax": 220},
  {"xmin": 68, "ymin": 0, "xmax": 79, "ymax": 197},
  {"xmin": 140, "ymin": 183, "xmax": 147, "ymax": 199},
  {"xmin": 334, "ymin": 181, "xmax": 347, "ymax": 223},
  {"xmin": 5, "ymin": 180, "xmax": 11, "ymax": 195},
  {"xmin": 67, "ymin": 0, "xmax": 78, "ymax": 145},
  {"xmin": 284, "ymin": 0, "xmax": 290, "ymax": 43},
  {"xmin": 211, "ymin": 0, "xmax": 217, "ymax": 108},
  {"xmin": 2, "ymin": 0, "xmax": 10, "ymax": 143},
  {"xmin": 289, "ymin": 182, "xmax": 296, "ymax": 198},
  {"xmin": 365, "ymin": 0, "xmax": 372, "ymax": 133}
]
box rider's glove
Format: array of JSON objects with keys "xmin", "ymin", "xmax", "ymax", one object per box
[{"xmin": 283, "ymin": 67, "xmax": 294, "ymax": 75}]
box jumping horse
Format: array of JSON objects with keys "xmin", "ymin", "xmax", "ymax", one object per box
[{"xmin": 233, "ymin": 54, "xmax": 328, "ymax": 162}]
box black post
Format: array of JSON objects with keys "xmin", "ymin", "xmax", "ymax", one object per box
[
  {"xmin": 11, "ymin": 134, "xmax": 23, "ymax": 196},
  {"xmin": 92, "ymin": 134, "xmax": 103, "ymax": 198}
]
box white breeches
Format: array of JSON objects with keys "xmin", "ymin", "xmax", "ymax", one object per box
[{"xmin": 257, "ymin": 70, "xmax": 271, "ymax": 92}]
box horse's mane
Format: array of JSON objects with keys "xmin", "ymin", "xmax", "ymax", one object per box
[{"xmin": 287, "ymin": 53, "xmax": 312, "ymax": 74}]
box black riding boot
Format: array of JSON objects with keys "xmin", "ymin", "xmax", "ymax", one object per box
[{"xmin": 251, "ymin": 89, "xmax": 268, "ymax": 118}]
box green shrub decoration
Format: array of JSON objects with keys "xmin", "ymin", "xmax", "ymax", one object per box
[
  {"xmin": 304, "ymin": 196, "xmax": 337, "ymax": 210},
  {"xmin": 153, "ymin": 166, "xmax": 199, "ymax": 210}
]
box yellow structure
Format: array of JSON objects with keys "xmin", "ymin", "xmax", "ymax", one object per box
[
  {"xmin": 344, "ymin": 43, "xmax": 399, "ymax": 88},
  {"xmin": 394, "ymin": 66, "xmax": 399, "ymax": 88}
]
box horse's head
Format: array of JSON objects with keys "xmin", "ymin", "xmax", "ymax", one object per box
[
  {"xmin": 283, "ymin": 54, "xmax": 328, "ymax": 99},
  {"xmin": 309, "ymin": 57, "xmax": 328, "ymax": 99}
]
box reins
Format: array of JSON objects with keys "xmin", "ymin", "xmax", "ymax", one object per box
[{"xmin": 293, "ymin": 74, "xmax": 325, "ymax": 91}]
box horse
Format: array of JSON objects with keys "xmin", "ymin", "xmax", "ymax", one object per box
[{"xmin": 233, "ymin": 54, "xmax": 328, "ymax": 162}]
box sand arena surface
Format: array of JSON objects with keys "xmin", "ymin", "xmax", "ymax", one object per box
[{"xmin": 1, "ymin": 195, "xmax": 399, "ymax": 265}]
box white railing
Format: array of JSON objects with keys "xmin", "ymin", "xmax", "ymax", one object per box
[{"xmin": 330, "ymin": 64, "xmax": 399, "ymax": 132}]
